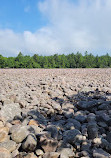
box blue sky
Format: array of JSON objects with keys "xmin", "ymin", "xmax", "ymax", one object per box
[
  {"xmin": 0, "ymin": 0, "xmax": 47, "ymax": 32},
  {"xmin": 0, "ymin": 0, "xmax": 111, "ymax": 57}
]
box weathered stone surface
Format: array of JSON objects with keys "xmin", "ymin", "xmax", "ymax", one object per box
[
  {"xmin": 66, "ymin": 118, "xmax": 81, "ymax": 130},
  {"xmin": 87, "ymin": 123, "xmax": 98, "ymax": 139},
  {"xmin": 11, "ymin": 120, "xmax": 21, "ymax": 125},
  {"xmin": 45, "ymin": 125, "xmax": 58, "ymax": 139},
  {"xmin": 92, "ymin": 138, "xmax": 102, "ymax": 146},
  {"xmin": 63, "ymin": 129, "xmax": 81, "ymax": 144},
  {"xmin": 11, "ymin": 126, "xmax": 29, "ymax": 143},
  {"xmin": 87, "ymin": 113, "xmax": 96, "ymax": 122},
  {"xmin": 0, "ymin": 147, "xmax": 11, "ymax": 158},
  {"xmin": 28, "ymin": 119, "xmax": 39, "ymax": 126},
  {"xmin": 36, "ymin": 149, "xmax": 44, "ymax": 156},
  {"xmin": 93, "ymin": 148, "xmax": 111, "ymax": 158},
  {"xmin": 40, "ymin": 134, "xmax": 58, "ymax": 152},
  {"xmin": 75, "ymin": 114, "xmax": 86, "ymax": 123},
  {"xmin": 0, "ymin": 103, "xmax": 21, "ymax": 121},
  {"xmin": 58, "ymin": 148, "xmax": 75, "ymax": 158},
  {"xmin": 0, "ymin": 140, "xmax": 16, "ymax": 152},
  {"xmin": 0, "ymin": 127, "xmax": 9, "ymax": 143},
  {"xmin": 77, "ymin": 100, "xmax": 100, "ymax": 110},
  {"xmin": 22, "ymin": 134, "xmax": 37, "ymax": 152}
]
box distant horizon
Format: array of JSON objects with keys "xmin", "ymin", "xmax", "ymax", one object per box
[
  {"xmin": 0, "ymin": 0, "xmax": 111, "ymax": 56},
  {"xmin": 0, "ymin": 51, "xmax": 111, "ymax": 58}
]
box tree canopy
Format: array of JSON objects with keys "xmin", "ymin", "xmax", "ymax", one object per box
[{"xmin": 0, "ymin": 52, "xmax": 111, "ymax": 68}]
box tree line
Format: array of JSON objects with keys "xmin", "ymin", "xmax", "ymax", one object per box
[{"xmin": 0, "ymin": 52, "xmax": 111, "ymax": 68}]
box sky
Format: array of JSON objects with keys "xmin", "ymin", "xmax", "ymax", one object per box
[{"xmin": 0, "ymin": 0, "xmax": 111, "ymax": 57}]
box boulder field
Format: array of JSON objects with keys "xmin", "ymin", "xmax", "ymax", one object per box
[{"xmin": 0, "ymin": 68, "xmax": 111, "ymax": 158}]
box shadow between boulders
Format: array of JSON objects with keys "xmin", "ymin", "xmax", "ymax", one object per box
[{"xmin": 13, "ymin": 89, "xmax": 111, "ymax": 157}]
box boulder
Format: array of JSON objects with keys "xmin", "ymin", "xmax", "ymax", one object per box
[
  {"xmin": 58, "ymin": 148, "xmax": 75, "ymax": 158},
  {"xmin": 11, "ymin": 126, "xmax": 29, "ymax": 143},
  {"xmin": 66, "ymin": 118, "xmax": 81, "ymax": 130},
  {"xmin": 77, "ymin": 101, "xmax": 100, "ymax": 110},
  {"xmin": 45, "ymin": 125, "xmax": 58, "ymax": 139},
  {"xmin": 87, "ymin": 123, "xmax": 98, "ymax": 139},
  {"xmin": 0, "ymin": 147, "xmax": 11, "ymax": 158},
  {"xmin": 40, "ymin": 134, "xmax": 58, "ymax": 152},
  {"xmin": 63, "ymin": 129, "xmax": 81, "ymax": 144},
  {"xmin": 0, "ymin": 140, "xmax": 16, "ymax": 152},
  {"xmin": 0, "ymin": 103, "xmax": 21, "ymax": 121},
  {"xmin": 93, "ymin": 148, "xmax": 111, "ymax": 158},
  {"xmin": 22, "ymin": 134, "xmax": 37, "ymax": 152}
]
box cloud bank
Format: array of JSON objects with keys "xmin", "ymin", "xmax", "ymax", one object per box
[{"xmin": 0, "ymin": 0, "xmax": 111, "ymax": 56}]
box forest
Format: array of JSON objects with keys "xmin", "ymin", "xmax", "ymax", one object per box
[{"xmin": 0, "ymin": 52, "xmax": 111, "ymax": 68}]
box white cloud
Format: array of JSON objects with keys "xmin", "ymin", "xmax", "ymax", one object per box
[{"xmin": 1, "ymin": 0, "xmax": 111, "ymax": 56}]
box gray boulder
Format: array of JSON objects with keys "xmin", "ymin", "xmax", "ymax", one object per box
[
  {"xmin": 0, "ymin": 103, "xmax": 21, "ymax": 121},
  {"xmin": 22, "ymin": 133, "xmax": 37, "ymax": 152},
  {"xmin": 63, "ymin": 129, "xmax": 81, "ymax": 144},
  {"xmin": 93, "ymin": 148, "xmax": 111, "ymax": 158},
  {"xmin": 45, "ymin": 125, "xmax": 58, "ymax": 139},
  {"xmin": 77, "ymin": 101, "xmax": 100, "ymax": 110},
  {"xmin": 87, "ymin": 123, "xmax": 98, "ymax": 139},
  {"xmin": 11, "ymin": 126, "xmax": 29, "ymax": 143}
]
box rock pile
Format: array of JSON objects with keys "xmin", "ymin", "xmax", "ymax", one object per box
[{"xmin": 0, "ymin": 69, "xmax": 111, "ymax": 158}]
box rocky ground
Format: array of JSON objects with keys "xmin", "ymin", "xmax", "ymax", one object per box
[{"xmin": 0, "ymin": 68, "xmax": 111, "ymax": 158}]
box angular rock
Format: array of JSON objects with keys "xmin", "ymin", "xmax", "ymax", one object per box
[
  {"xmin": 51, "ymin": 102, "xmax": 61, "ymax": 111},
  {"xmin": 40, "ymin": 134, "xmax": 58, "ymax": 152},
  {"xmin": 11, "ymin": 126, "xmax": 29, "ymax": 143},
  {"xmin": 22, "ymin": 134, "xmax": 37, "ymax": 152},
  {"xmin": 0, "ymin": 103, "xmax": 21, "ymax": 121}
]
